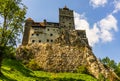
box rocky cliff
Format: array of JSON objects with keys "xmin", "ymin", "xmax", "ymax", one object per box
[{"xmin": 17, "ymin": 29, "xmax": 119, "ymax": 81}]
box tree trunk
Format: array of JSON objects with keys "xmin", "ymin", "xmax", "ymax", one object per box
[
  {"xmin": 0, "ymin": 46, "xmax": 4, "ymax": 76},
  {"xmin": 0, "ymin": 55, "xmax": 3, "ymax": 76}
]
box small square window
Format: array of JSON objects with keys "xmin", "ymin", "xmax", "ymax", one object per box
[
  {"xmin": 84, "ymin": 35, "xmax": 86, "ymax": 38},
  {"xmin": 39, "ymin": 40, "xmax": 41, "ymax": 43},
  {"xmin": 77, "ymin": 33, "xmax": 80, "ymax": 36},
  {"xmin": 32, "ymin": 34, "xmax": 34, "ymax": 36},
  {"xmin": 50, "ymin": 34, "xmax": 53, "ymax": 36},
  {"xmin": 47, "ymin": 39, "xmax": 49, "ymax": 42},
  {"xmin": 36, "ymin": 34, "xmax": 39, "ymax": 36},
  {"xmin": 32, "ymin": 40, "xmax": 35, "ymax": 43},
  {"xmin": 51, "ymin": 40, "xmax": 53, "ymax": 42},
  {"xmin": 47, "ymin": 29, "xmax": 49, "ymax": 31}
]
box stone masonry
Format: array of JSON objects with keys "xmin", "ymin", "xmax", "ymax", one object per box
[{"xmin": 19, "ymin": 6, "xmax": 119, "ymax": 81}]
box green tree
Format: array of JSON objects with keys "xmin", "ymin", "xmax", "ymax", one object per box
[
  {"xmin": 0, "ymin": 0, "xmax": 26, "ymax": 75},
  {"xmin": 100, "ymin": 57, "xmax": 120, "ymax": 78},
  {"xmin": 100, "ymin": 57, "xmax": 117, "ymax": 70},
  {"xmin": 115, "ymin": 62, "xmax": 120, "ymax": 77}
]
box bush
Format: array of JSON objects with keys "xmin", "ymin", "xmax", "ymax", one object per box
[
  {"xmin": 98, "ymin": 73, "xmax": 110, "ymax": 81},
  {"xmin": 77, "ymin": 65, "xmax": 88, "ymax": 74},
  {"xmin": 3, "ymin": 46, "xmax": 16, "ymax": 59},
  {"xmin": 26, "ymin": 59, "xmax": 40, "ymax": 70}
]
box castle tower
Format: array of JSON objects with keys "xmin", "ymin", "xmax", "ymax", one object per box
[
  {"xmin": 59, "ymin": 6, "xmax": 75, "ymax": 29},
  {"xmin": 22, "ymin": 18, "xmax": 33, "ymax": 45}
]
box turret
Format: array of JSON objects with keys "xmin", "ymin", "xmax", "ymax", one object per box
[{"xmin": 22, "ymin": 18, "xmax": 34, "ymax": 45}]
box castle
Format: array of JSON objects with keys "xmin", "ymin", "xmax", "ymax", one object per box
[
  {"xmin": 19, "ymin": 6, "xmax": 119, "ymax": 80},
  {"xmin": 22, "ymin": 6, "xmax": 89, "ymax": 46}
]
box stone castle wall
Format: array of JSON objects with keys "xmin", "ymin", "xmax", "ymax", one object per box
[
  {"xmin": 22, "ymin": 6, "xmax": 85, "ymax": 45},
  {"xmin": 17, "ymin": 43, "xmax": 119, "ymax": 81}
]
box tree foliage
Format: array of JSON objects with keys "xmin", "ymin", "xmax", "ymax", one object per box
[
  {"xmin": 100, "ymin": 57, "xmax": 117, "ymax": 70},
  {"xmin": 100, "ymin": 57, "xmax": 120, "ymax": 77},
  {"xmin": 0, "ymin": 0, "xmax": 26, "ymax": 75},
  {"xmin": 0, "ymin": 0, "xmax": 26, "ymax": 46}
]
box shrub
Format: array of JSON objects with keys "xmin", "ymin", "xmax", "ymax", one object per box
[
  {"xmin": 77, "ymin": 65, "xmax": 88, "ymax": 74},
  {"xmin": 3, "ymin": 46, "xmax": 16, "ymax": 59},
  {"xmin": 98, "ymin": 73, "xmax": 105, "ymax": 81},
  {"xmin": 98, "ymin": 73, "xmax": 110, "ymax": 81},
  {"xmin": 26, "ymin": 59, "xmax": 40, "ymax": 70}
]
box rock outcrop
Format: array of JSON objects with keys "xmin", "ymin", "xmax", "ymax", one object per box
[{"xmin": 17, "ymin": 29, "xmax": 119, "ymax": 81}]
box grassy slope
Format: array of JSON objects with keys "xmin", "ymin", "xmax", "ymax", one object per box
[{"xmin": 0, "ymin": 58, "xmax": 97, "ymax": 81}]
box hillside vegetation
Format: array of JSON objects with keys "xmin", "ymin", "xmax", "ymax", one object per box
[{"xmin": 0, "ymin": 58, "xmax": 98, "ymax": 81}]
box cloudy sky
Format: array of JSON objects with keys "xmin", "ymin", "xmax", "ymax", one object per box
[{"xmin": 23, "ymin": 0, "xmax": 120, "ymax": 62}]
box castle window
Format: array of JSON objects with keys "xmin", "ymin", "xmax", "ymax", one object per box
[
  {"xmin": 39, "ymin": 40, "xmax": 41, "ymax": 43},
  {"xmin": 50, "ymin": 34, "xmax": 53, "ymax": 36},
  {"xmin": 84, "ymin": 35, "xmax": 86, "ymax": 38},
  {"xmin": 47, "ymin": 39, "xmax": 49, "ymax": 42},
  {"xmin": 77, "ymin": 33, "xmax": 80, "ymax": 36},
  {"xmin": 32, "ymin": 34, "xmax": 34, "ymax": 36},
  {"xmin": 32, "ymin": 40, "xmax": 35, "ymax": 43},
  {"xmin": 51, "ymin": 40, "xmax": 53, "ymax": 42},
  {"xmin": 47, "ymin": 29, "xmax": 49, "ymax": 31},
  {"xmin": 36, "ymin": 34, "xmax": 39, "ymax": 36}
]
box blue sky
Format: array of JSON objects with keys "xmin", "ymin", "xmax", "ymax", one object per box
[{"xmin": 22, "ymin": 0, "xmax": 120, "ymax": 63}]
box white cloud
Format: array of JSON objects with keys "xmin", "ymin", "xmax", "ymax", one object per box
[
  {"xmin": 74, "ymin": 12, "xmax": 100, "ymax": 46},
  {"xmin": 99, "ymin": 15, "xmax": 118, "ymax": 31},
  {"xmin": 88, "ymin": 24, "xmax": 100, "ymax": 46},
  {"xmin": 74, "ymin": 12, "xmax": 118, "ymax": 46},
  {"xmin": 98, "ymin": 14, "xmax": 118, "ymax": 42},
  {"xmin": 100, "ymin": 30, "xmax": 113, "ymax": 42},
  {"xmin": 113, "ymin": 0, "xmax": 120, "ymax": 13},
  {"xmin": 74, "ymin": 13, "xmax": 89, "ymax": 30},
  {"xmin": 90, "ymin": 0, "xmax": 107, "ymax": 8}
]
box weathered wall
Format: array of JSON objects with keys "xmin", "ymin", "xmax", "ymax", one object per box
[
  {"xmin": 59, "ymin": 8, "xmax": 75, "ymax": 29},
  {"xmin": 17, "ymin": 43, "xmax": 119, "ymax": 81},
  {"xmin": 29, "ymin": 27, "xmax": 60, "ymax": 43}
]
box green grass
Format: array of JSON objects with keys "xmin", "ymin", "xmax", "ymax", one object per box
[{"xmin": 0, "ymin": 58, "xmax": 97, "ymax": 81}]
